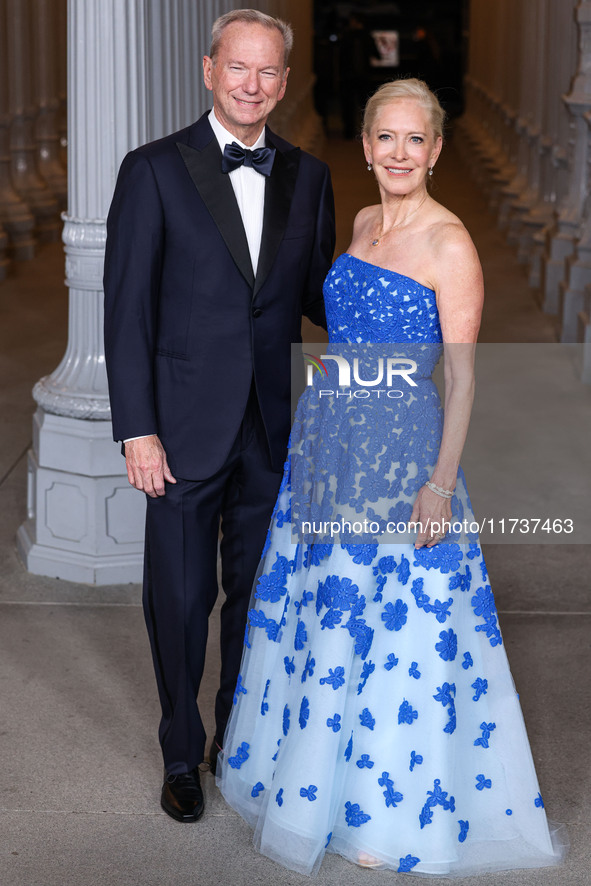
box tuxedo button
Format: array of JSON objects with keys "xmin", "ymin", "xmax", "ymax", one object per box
[{"xmin": 252, "ymin": 307, "xmax": 263, "ymax": 318}]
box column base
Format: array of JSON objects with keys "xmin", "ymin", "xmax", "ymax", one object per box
[
  {"xmin": 560, "ymin": 286, "xmax": 586, "ymax": 343},
  {"xmin": 17, "ymin": 520, "xmax": 144, "ymax": 584},
  {"xmin": 17, "ymin": 408, "xmax": 145, "ymax": 585}
]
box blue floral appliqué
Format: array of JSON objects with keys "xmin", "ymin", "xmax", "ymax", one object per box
[
  {"xmin": 319, "ymin": 666, "xmax": 346, "ymax": 690},
  {"xmin": 301, "ymin": 650, "xmax": 316, "ymax": 683},
  {"xmin": 471, "ymin": 677, "xmax": 488, "ymax": 701},
  {"xmin": 283, "ymin": 656, "xmax": 295, "ymax": 677},
  {"xmin": 378, "ymin": 771, "xmax": 404, "ymax": 808},
  {"xmin": 382, "ymin": 599, "xmax": 408, "ymax": 631},
  {"xmin": 433, "ymin": 682, "xmax": 456, "ymax": 734},
  {"xmin": 398, "ymin": 855, "xmax": 420, "ymax": 873},
  {"xmin": 474, "ymin": 721, "xmax": 496, "ymax": 748},
  {"xmin": 303, "ymin": 543, "xmax": 333, "ymax": 568},
  {"xmin": 458, "ymin": 820, "xmax": 469, "ymax": 842},
  {"xmin": 419, "ymin": 779, "xmax": 455, "ymax": 829},
  {"xmin": 294, "ymin": 589, "xmax": 313, "ymax": 615},
  {"xmin": 411, "ymin": 578, "xmax": 453, "ymax": 623},
  {"xmin": 345, "ymin": 801, "xmax": 371, "ymax": 827},
  {"xmin": 344, "ymin": 733, "xmax": 353, "ymax": 761},
  {"xmin": 475, "ymin": 774, "xmax": 492, "ymax": 791},
  {"xmin": 385, "ymin": 652, "xmax": 399, "ymax": 670},
  {"xmin": 260, "ymin": 679, "xmax": 270, "ymax": 716},
  {"xmin": 294, "ymin": 619, "xmax": 307, "ymax": 650},
  {"xmin": 299, "ymin": 697, "xmax": 310, "ymax": 730},
  {"xmin": 254, "ymin": 553, "xmax": 289, "ymax": 603},
  {"xmin": 326, "ymin": 713, "xmax": 341, "ymax": 733},
  {"xmin": 341, "ymin": 543, "xmax": 378, "ymax": 565},
  {"xmin": 275, "ymin": 788, "xmax": 284, "ymax": 807},
  {"xmin": 247, "ymin": 608, "xmax": 281, "ymax": 642},
  {"xmin": 357, "ymin": 754, "xmax": 374, "ymax": 769},
  {"xmin": 282, "ymin": 704, "xmax": 290, "ymax": 736},
  {"xmin": 436, "ymin": 628, "xmax": 458, "ymax": 661},
  {"xmin": 233, "ymin": 673, "xmax": 247, "ymax": 706},
  {"xmin": 396, "ymin": 554, "xmax": 411, "ymax": 585},
  {"xmin": 357, "ymin": 660, "xmax": 375, "ymax": 694},
  {"xmin": 462, "ymin": 652, "xmax": 474, "ymax": 670},
  {"xmin": 300, "ymin": 784, "xmax": 318, "ymax": 801},
  {"xmin": 535, "ymin": 793, "xmax": 544, "ymax": 808},
  {"xmin": 413, "ymin": 544, "xmax": 463, "ymax": 574},
  {"xmin": 410, "ymin": 750, "xmax": 423, "ymax": 772},
  {"xmin": 360, "ymin": 708, "xmax": 376, "ymax": 730},
  {"xmin": 449, "ymin": 565, "xmax": 472, "ymax": 593},
  {"xmin": 251, "ymin": 782, "xmax": 264, "ymax": 798},
  {"xmin": 471, "ymin": 585, "xmax": 503, "ymax": 647},
  {"xmin": 398, "ymin": 700, "xmax": 418, "ymax": 725},
  {"xmin": 409, "ymin": 661, "xmax": 421, "ymax": 679},
  {"xmin": 228, "ymin": 742, "xmax": 250, "ymax": 770}
]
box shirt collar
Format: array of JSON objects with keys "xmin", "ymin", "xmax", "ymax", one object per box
[{"xmin": 209, "ymin": 108, "xmax": 266, "ymax": 152}]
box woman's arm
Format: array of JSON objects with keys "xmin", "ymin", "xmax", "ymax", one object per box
[{"xmin": 411, "ymin": 223, "xmax": 484, "ymax": 548}]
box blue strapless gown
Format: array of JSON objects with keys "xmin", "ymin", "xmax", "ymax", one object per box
[{"xmin": 218, "ymin": 254, "xmax": 567, "ymax": 877}]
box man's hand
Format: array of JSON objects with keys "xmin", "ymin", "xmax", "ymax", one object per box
[{"xmin": 124, "ymin": 435, "xmax": 176, "ymax": 497}]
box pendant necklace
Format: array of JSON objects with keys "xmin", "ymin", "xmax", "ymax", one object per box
[{"xmin": 371, "ymin": 193, "xmax": 428, "ymax": 246}]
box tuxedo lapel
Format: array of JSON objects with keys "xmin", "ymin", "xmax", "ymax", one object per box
[
  {"xmin": 176, "ymin": 137, "xmax": 255, "ymax": 289},
  {"xmin": 254, "ymin": 133, "xmax": 301, "ymax": 298}
]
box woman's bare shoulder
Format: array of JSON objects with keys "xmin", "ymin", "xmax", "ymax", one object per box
[
  {"xmin": 352, "ymin": 204, "xmax": 380, "ymax": 233},
  {"xmin": 426, "ymin": 204, "xmax": 479, "ymax": 265}
]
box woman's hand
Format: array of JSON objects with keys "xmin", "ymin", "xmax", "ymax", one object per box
[{"xmin": 410, "ymin": 484, "xmax": 453, "ymax": 548}]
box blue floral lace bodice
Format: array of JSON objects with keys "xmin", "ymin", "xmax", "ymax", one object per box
[{"xmin": 288, "ymin": 254, "xmax": 465, "ymax": 543}]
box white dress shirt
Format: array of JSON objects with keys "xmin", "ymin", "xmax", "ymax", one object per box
[
  {"xmin": 124, "ymin": 110, "xmax": 268, "ymax": 444},
  {"xmin": 208, "ymin": 108, "xmax": 267, "ymax": 276}
]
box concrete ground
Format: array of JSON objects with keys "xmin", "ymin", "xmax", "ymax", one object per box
[{"xmin": 0, "ymin": 133, "xmax": 589, "ymax": 886}]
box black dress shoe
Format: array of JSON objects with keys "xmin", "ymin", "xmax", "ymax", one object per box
[
  {"xmin": 161, "ymin": 767, "xmax": 204, "ymax": 822},
  {"xmin": 208, "ymin": 736, "xmax": 223, "ymax": 775}
]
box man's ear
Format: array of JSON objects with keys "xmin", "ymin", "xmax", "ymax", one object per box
[
  {"xmin": 203, "ymin": 55, "xmax": 213, "ymax": 91},
  {"xmin": 277, "ymin": 67, "xmax": 290, "ymax": 102}
]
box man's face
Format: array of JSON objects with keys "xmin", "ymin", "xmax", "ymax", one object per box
[{"xmin": 203, "ymin": 22, "xmax": 289, "ymax": 145}]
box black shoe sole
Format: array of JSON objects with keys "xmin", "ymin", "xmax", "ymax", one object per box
[{"xmin": 160, "ymin": 797, "xmax": 204, "ymax": 823}]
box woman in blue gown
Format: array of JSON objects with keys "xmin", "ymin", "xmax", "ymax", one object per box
[{"xmin": 218, "ymin": 78, "xmax": 567, "ymax": 877}]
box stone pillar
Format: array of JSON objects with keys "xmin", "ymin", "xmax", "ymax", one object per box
[
  {"xmin": 56, "ymin": 0, "xmax": 67, "ymax": 168},
  {"xmin": 557, "ymin": 1, "xmax": 591, "ymax": 341},
  {"xmin": 0, "ymin": 0, "xmax": 36, "ymax": 260},
  {"xmin": 6, "ymin": 0, "xmax": 60, "ymax": 241},
  {"xmin": 529, "ymin": 0, "xmax": 574, "ymax": 291},
  {"xmin": 33, "ymin": 0, "xmax": 68, "ymax": 208}
]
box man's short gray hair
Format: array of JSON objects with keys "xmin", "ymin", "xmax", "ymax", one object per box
[{"xmin": 210, "ymin": 9, "xmax": 293, "ymax": 69}]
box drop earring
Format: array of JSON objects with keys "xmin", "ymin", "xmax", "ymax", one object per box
[
  {"xmin": 428, "ymin": 167, "xmax": 434, "ymax": 176},
  {"xmin": 367, "ymin": 162, "xmax": 373, "ymax": 171}
]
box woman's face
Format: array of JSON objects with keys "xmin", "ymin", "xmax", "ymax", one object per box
[{"xmin": 363, "ymin": 98, "xmax": 442, "ymax": 198}]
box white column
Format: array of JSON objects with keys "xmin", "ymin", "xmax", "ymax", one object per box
[
  {"xmin": 56, "ymin": 0, "xmax": 67, "ymax": 168},
  {"xmin": 33, "ymin": 0, "xmax": 68, "ymax": 208},
  {"xmin": 529, "ymin": 0, "xmax": 574, "ymax": 291},
  {"xmin": 557, "ymin": 1, "xmax": 591, "ymax": 341},
  {"xmin": 0, "ymin": 0, "xmax": 36, "ymax": 259},
  {"xmin": 17, "ymin": 0, "xmax": 153, "ymax": 584},
  {"xmin": 6, "ymin": 0, "xmax": 60, "ymax": 241}
]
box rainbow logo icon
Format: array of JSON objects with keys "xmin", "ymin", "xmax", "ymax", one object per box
[{"xmin": 303, "ymin": 353, "xmax": 329, "ymax": 377}]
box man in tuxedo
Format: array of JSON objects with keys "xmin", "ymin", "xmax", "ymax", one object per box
[{"xmin": 103, "ymin": 9, "xmax": 335, "ymax": 823}]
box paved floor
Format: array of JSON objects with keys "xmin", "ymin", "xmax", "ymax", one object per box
[{"xmin": 0, "ymin": 134, "xmax": 589, "ymax": 886}]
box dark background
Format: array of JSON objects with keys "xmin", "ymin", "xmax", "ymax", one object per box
[{"xmin": 313, "ymin": 0, "xmax": 468, "ymax": 137}]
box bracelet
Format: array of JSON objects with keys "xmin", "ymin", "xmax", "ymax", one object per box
[{"xmin": 425, "ymin": 480, "xmax": 454, "ymax": 499}]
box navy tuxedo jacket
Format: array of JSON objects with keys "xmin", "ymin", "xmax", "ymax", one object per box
[{"xmin": 103, "ymin": 112, "xmax": 335, "ymax": 480}]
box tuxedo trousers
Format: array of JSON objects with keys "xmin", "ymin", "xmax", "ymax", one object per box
[{"xmin": 142, "ymin": 389, "xmax": 283, "ymax": 775}]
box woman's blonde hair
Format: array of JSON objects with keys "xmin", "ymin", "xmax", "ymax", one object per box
[{"xmin": 363, "ymin": 78, "xmax": 445, "ymax": 141}]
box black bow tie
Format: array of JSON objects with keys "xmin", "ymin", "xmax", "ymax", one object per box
[{"xmin": 221, "ymin": 142, "xmax": 276, "ymax": 176}]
